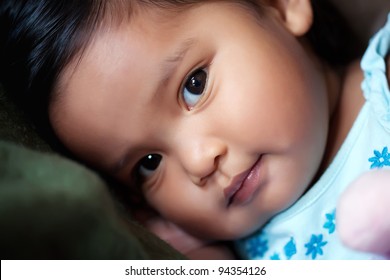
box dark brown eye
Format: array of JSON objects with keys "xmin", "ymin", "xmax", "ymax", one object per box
[
  {"xmin": 137, "ymin": 154, "xmax": 162, "ymax": 178},
  {"xmin": 182, "ymin": 69, "xmax": 207, "ymax": 107}
]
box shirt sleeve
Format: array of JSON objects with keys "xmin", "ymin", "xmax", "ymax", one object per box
[{"xmin": 360, "ymin": 13, "xmax": 390, "ymax": 130}]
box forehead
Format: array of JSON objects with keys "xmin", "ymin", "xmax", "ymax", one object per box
[
  {"xmin": 58, "ymin": 0, "xmax": 261, "ymax": 84},
  {"xmin": 56, "ymin": 1, "xmax": 260, "ymax": 112},
  {"xmin": 58, "ymin": 4, "xmax": 194, "ymax": 89},
  {"xmin": 57, "ymin": 6, "xmax": 192, "ymax": 108}
]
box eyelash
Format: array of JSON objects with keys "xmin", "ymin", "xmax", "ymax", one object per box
[
  {"xmin": 133, "ymin": 153, "xmax": 162, "ymax": 186},
  {"xmin": 180, "ymin": 67, "xmax": 209, "ymax": 110}
]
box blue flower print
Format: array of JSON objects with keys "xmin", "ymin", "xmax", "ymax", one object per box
[
  {"xmin": 323, "ymin": 209, "xmax": 336, "ymax": 234},
  {"xmin": 284, "ymin": 237, "xmax": 297, "ymax": 259},
  {"xmin": 245, "ymin": 235, "xmax": 269, "ymax": 259},
  {"xmin": 270, "ymin": 253, "xmax": 280, "ymax": 260},
  {"xmin": 369, "ymin": 147, "xmax": 390, "ymax": 169},
  {"xmin": 304, "ymin": 234, "xmax": 328, "ymax": 260}
]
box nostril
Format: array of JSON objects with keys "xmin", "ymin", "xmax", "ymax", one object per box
[
  {"xmin": 198, "ymin": 177, "xmax": 207, "ymax": 187},
  {"xmin": 189, "ymin": 174, "xmax": 207, "ymax": 187},
  {"xmin": 183, "ymin": 138, "xmax": 226, "ymax": 186},
  {"xmin": 198, "ymin": 159, "xmax": 220, "ymax": 186}
]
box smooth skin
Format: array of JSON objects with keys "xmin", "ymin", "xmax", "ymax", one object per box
[{"xmin": 50, "ymin": 0, "xmax": 366, "ymax": 253}]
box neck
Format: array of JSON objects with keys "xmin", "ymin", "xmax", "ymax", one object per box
[
  {"xmin": 319, "ymin": 59, "xmax": 365, "ymax": 173},
  {"xmin": 324, "ymin": 63, "xmax": 344, "ymax": 120}
]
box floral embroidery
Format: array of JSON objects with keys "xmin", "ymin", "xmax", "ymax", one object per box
[
  {"xmin": 284, "ymin": 237, "xmax": 297, "ymax": 259},
  {"xmin": 270, "ymin": 253, "xmax": 280, "ymax": 260},
  {"xmin": 304, "ymin": 234, "xmax": 328, "ymax": 259},
  {"xmin": 369, "ymin": 147, "xmax": 390, "ymax": 169},
  {"xmin": 323, "ymin": 209, "xmax": 336, "ymax": 234},
  {"xmin": 245, "ymin": 235, "xmax": 269, "ymax": 258}
]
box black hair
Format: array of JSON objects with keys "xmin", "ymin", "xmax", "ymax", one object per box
[
  {"xmin": 0, "ymin": 0, "xmax": 109, "ymax": 149},
  {"xmin": 0, "ymin": 0, "xmax": 359, "ymax": 150},
  {"xmin": 307, "ymin": 0, "xmax": 361, "ymax": 66}
]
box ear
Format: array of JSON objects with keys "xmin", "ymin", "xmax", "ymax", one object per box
[{"xmin": 265, "ymin": 0, "xmax": 313, "ymax": 36}]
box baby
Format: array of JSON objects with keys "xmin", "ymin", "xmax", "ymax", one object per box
[{"xmin": 1, "ymin": 0, "xmax": 389, "ymax": 259}]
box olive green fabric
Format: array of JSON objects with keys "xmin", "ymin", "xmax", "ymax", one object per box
[{"xmin": 0, "ymin": 85, "xmax": 184, "ymax": 259}]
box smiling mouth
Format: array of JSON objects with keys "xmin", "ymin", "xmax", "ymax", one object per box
[{"xmin": 224, "ymin": 156, "xmax": 263, "ymax": 207}]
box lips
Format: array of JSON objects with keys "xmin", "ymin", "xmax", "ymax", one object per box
[{"xmin": 224, "ymin": 156, "xmax": 263, "ymax": 207}]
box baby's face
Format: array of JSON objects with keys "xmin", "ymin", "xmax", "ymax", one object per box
[{"xmin": 51, "ymin": 2, "xmax": 330, "ymax": 239}]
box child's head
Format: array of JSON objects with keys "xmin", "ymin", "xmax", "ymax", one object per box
[{"xmin": 0, "ymin": 0, "xmax": 356, "ymax": 240}]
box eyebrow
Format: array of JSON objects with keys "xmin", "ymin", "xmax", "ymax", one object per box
[
  {"xmin": 158, "ymin": 38, "xmax": 197, "ymax": 87},
  {"xmin": 111, "ymin": 38, "xmax": 197, "ymax": 174}
]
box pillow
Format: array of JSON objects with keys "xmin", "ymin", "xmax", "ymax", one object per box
[
  {"xmin": 0, "ymin": 140, "xmax": 185, "ymax": 259},
  {"xmin": 0, "ymin": 86, "xmax": 184, "ymax": 259}
]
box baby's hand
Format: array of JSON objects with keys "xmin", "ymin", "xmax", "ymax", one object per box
[
  {"xmin": 131, "ymin": 197, "xmax": 235, "ymax": 259},
  {"xmin": 131, "ymin": 202, "xmax": 209, "ymax": 256},
  {"xmin": 145, "ymin": 217, "xmax": 235, "ymax": 259},
  {"xmin": 145, "ymin": 216, "xmax": 209, "ymax": 255},
  {"xmin": 337, "ymin": 169, "xmax": 390, "ymax": 258}
]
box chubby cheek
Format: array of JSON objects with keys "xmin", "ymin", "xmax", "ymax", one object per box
[
  {"xmin": 214, "ymin": 43, "xmax": 328, "ymax": 153},
  {"xmin": 217, "ymin": 78, "xmax": 327, "ymax": 161},
  {"xmin": 143, "ymin": 171, "xmax": 214, "ymax": 235}
]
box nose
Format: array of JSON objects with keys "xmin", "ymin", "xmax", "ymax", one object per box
[{"xmin": 177, "ymin": 135, "xmax": 227, "ymax": 186}]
